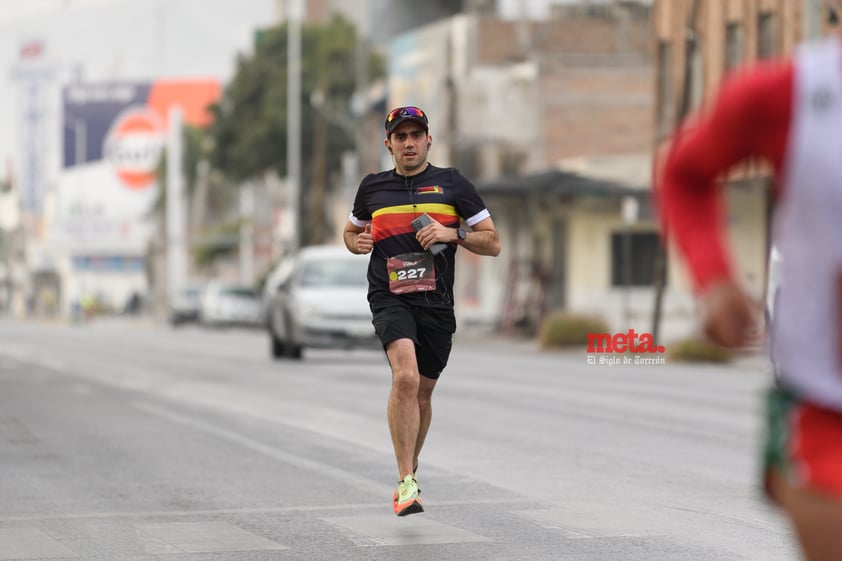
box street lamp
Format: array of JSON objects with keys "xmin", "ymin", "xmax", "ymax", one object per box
[{"xmin": 286, "ymin": 0, "xmax": 302, "ymax": 253}]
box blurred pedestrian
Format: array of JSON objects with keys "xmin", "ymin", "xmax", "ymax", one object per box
[
  {"xmin": 124, "ymin": 292, "xmax": 142, "ymax": 315},
  {"xmin": 659, "ymin": 19, "xmax": 842, "ymax": 561},
  {"xmin": 80, "ymin": 293, "xmax": 94, "ymax": 321},
  {"xmin": 343, "ymin": 106, "xmax": 501, "ymax": 516}
]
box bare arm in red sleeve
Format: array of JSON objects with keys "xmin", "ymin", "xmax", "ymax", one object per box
[{"xmin": 659, "ymin": 60, "xmax": 793, "ymax": 345}]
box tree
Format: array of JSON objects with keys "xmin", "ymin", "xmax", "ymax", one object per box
[
  {"xmin": 209, "ymin": 15, "xmax": 384, "ymax": 246},
  {"xmin": 150, "ymin": 125, "xmax": 237, "ymax": 278}
]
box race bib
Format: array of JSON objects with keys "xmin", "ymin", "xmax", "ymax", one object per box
[{"xmin": 386, "ymin": 252, "xmax": 436, "ymax": 294}]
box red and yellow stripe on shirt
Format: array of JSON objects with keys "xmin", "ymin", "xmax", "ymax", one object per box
[{"xmin": 371, "ymin": 203, "xmax": 459, "ymax": 242}]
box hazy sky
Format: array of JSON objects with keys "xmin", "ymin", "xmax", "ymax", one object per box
[
  {"xmin": 0, "ymin": 0, "xmax": 120, "ymax": 26},
  {"xmin": 0, "ymin": 0, "xmax": 276, "ymax": 179},
  {"xmin": 0, "ymin": 0, "xmax": 654, "ymax": 180}
]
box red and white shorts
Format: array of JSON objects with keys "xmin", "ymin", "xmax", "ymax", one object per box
[{"xmin": 764, "ymin": 386, "xmax": 842, "ymax": 500}]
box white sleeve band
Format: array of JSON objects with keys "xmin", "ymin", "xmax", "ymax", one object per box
[
  {"xmin": 348, "ymin": 213, "xmax": 369, "ymax": 228},
  {"xmin": 465, "ymin": 209, "xmax": 491, "ymax": 227}
]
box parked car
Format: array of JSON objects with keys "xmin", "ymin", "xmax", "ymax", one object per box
[
  {"xmin": 265, "ymin": 245, "xmax": 376, "ymax": 359},
  {"xmin": 260, "ymin": 256, "xmax": 297, "ymax": 325},
  {"xmin": 169, "ymin": 284, "xmax": 205, "ymax": 325},
  {"xmin": 199, "ymin": 281, "xmax": 262, "ymax": 327}
]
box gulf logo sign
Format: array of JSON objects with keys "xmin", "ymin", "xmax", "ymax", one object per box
[{"xmin": 102, "ymin": 107, "xmax": 165, "ymax": 189}]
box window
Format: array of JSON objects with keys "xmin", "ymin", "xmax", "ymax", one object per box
[
  {"xmin": 222, "ymin": 287, "xmax": 257, "ymax": 298},
  {"xmin": 689, "ymin": 45, "xmax": 703, "ymax": 109},
  {"xmin": 454, "ymin": 146, "xmax": 479, "ymax": 179},
  {"xmin": 611, "ymin": 231, "xmax": 662, "ymax": 287},
  {"xmin": 758, "ymin": 12, "xmax": 776, "ymax": 59},
  {"xmin": 298, "ymin": 259, "xmax": 368, "ymax": 288},
  {"xmin": 467, "ymin": 0, "xmax": 495, "ymax": 15},
  {"xmin": 725, "ymin": 22, "xmax": 744, "ymax": 72},
  {"xmin": 499, "ymin": 148, "xmax": 527, "ymax": 176}
]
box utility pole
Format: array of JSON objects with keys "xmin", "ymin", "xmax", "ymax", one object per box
[
  {"xmin": 239, "ymin": 180, "xmax": 255, "ymax": 285},
  {"xmin": 651, "ymin": 0, "xmax": 701, "ymax": 345},
  {"xmin": 310, "ymin": 87, "xmax": 328, "ymax": 246},
  {"xmin": 189, "ymin": 158, "xmax": 210, "ymax": 250},
  {"xmin": 352, "ymin": 10, "xmax": 370, "ymax": 176},
  {"xmin": 166, "ymin": 106, "xmax": 187, "ymax": 310},
  {"xmin": 286, "ymin": 0, "xmax": 302, "ymax": 253}
]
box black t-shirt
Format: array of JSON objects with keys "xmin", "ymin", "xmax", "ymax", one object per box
[{"xmin": 350, "ymin": 164, "xmax": 491, "ymax": 309}]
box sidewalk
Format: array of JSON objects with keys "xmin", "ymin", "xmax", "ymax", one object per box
[
  {"xmin": 454, "ymin": 330, "xmax": 540, "ymax": 353},
  {"xmin": 455, "ymin": 328, "xmax": 772, "ymax": 371}
]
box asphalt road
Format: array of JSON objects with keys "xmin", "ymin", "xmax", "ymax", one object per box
[{"xmin": 0, "ymin": 317, "xmax": 800, "ymax": 561}]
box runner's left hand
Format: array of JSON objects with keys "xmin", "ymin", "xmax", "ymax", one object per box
[{"xmin": 416, "ymin": 219, "xmax": 454, "ymax": 251}]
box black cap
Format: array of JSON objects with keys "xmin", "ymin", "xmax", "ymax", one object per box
[{"xmin": 385, "ymin": 106, "xmax": 428, "ymax": 135}]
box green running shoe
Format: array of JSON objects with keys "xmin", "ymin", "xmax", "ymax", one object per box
[
  {"xmin": 391, "ymin": 463, "xmax": 419, "ymax": 504},
  {"xmin": 393, "ymin": 475, "xmax": 424, "ymax": 516}
]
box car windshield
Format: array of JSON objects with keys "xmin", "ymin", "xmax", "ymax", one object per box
[
  {"xmin": 298, "ymin": 259, "xmax": 368, "ymax": 288},
  {"xmin": 182, "ymin": 288, "xmax": 202, "ymax": 299},
  {"xmin": 222, "ymin": 287, "xmax": 257, "ymax": 298}
]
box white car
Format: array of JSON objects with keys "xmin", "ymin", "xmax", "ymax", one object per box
[
  {"xmin": 199, "ymin": 281, "xmax": 262, "ymax": 327},
  {"xmin": 265, "ymin": 245, "xmax": 375, "ymax": 359},
  {"xmin": 169, "ymin": 284, "xmax": 205, "ymax": 325}
]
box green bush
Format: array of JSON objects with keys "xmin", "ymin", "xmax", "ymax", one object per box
[
  {"xmin": 666, "ymin": 338, "xmax": 732, "ymax": 363},
  {"xmin": 538, "ymin": 312, "xmax": 610, "ymax": 349}
]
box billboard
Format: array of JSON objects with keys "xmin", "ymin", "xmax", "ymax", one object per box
[{"xmin": 58, "ymin": 80, "xmax": 220, "ymax": 255}]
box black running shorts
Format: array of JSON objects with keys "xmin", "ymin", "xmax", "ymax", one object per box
[{"xmin": 369, "ymin": 291, "xmax": 456, "ymax": 379}]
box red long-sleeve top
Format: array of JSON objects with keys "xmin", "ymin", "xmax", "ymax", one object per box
[{"xmin": 659, "ymin": 60, "xmax": 795, "ymax": 292}]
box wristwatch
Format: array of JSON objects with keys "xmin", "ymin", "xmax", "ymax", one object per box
[{"xmin": 456, "ymin": 228, "xmax": 467, "ymax": 244}]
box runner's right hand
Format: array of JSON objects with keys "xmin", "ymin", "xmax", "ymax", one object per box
[
  {"xmin": 701, "ymin": 279, "xmax": 760, "ymax": 349},
  {"xmin": 357, "ymin": 224, "xmax": 373, "ymax": 254}
]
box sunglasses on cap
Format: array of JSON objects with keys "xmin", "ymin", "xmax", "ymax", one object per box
[{"xmin": 385, "ymin": 106, "xmax": 428, "ymax": 130}]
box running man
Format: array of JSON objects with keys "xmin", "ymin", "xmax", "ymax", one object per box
[
  {"xmin": 343, "ymin": 106, "xmax": 501, "ymax": 516},
  {"xmin": 659, "ymin": 25, "xmax": 842, "ymax": 561}
]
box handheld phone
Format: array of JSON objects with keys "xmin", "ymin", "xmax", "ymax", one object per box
[{"xmin": 411, "ymin": 213, "xmax": 448, "ymax": 255}]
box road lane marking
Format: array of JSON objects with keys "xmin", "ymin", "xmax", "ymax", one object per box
[
  {"xmin": 324, "ymin": 515, "xmax": 491, "ymax": 546},
  {"xmin": 0, "ymin": 528, "xmax": 78, "ymax": 560},
  {"xmin": 136, "ymin": 521, "xmax": 286, "ymax": 554},
  {"xmin": 132, "ymin": 401, "xmax": 386, "ymax": 496},
  {"xmin": 0, "ymin": 499, "xmax": 529, "ymax": 523}
]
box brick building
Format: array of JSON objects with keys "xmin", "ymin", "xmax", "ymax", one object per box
[
  {"xmin": 455, "ymin": 6, "xmax": 654, "ymax": 178},
  {"xmin": 380, "ymin": 3, "xmax": 659, "ymax": 331}
]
